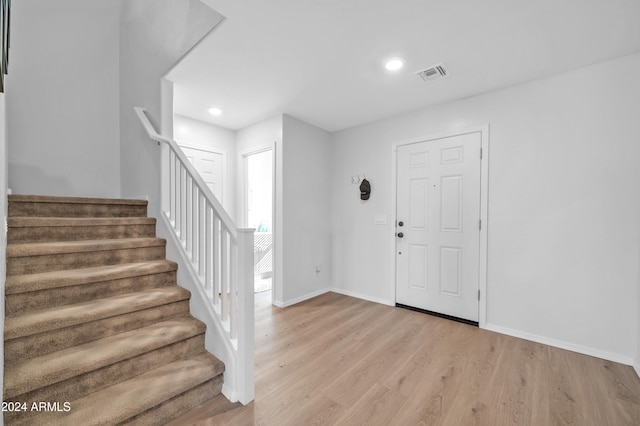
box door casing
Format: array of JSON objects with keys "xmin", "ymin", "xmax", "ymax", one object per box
[{"xmin": 391, "ymin": 125, "xmax": 489, "ymax": 328}]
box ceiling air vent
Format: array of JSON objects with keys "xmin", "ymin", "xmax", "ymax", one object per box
[{"xmin": 416, "ymin": 63, "xmax": 448, "ymax": 82}]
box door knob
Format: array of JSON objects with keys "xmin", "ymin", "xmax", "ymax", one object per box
[
  {"xmin": 397, "ymin": 232, "xmax": 404, "ymax": 238},
  {"xmin": 398, "ymin": 221, "xmax": 404, "ymax": 227}
]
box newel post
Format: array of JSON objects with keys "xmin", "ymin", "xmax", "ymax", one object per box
[{"xmin": 236, "ymin": 228, "xmax": 255, "ymax": 404}]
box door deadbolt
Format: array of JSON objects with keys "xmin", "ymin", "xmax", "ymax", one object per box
[{"xmin": 398, "ymin": 221, "xmax": 404, "ymax": 227}]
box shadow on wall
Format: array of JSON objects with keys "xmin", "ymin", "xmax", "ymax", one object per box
[{"xmin": 8, "ymin": 163, "xmax": 72, "ymax": 196}]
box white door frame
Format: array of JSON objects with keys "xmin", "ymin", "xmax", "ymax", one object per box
[
  {"xmin": 391, "ymin": 125, "xmax": 489, "ymax": 328},
  {"xmin": 241, "ymin": 145, "xmax": 276, "ymax": 303}
]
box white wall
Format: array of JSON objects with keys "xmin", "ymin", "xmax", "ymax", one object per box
[
  {"xmin": 235, "ymin": 115, "xmax": 332, "ymax": 307},
  {"xmin": 119, "ymin": 0, "xmax": 223, "ymax": 217},
  {"xmin": 331, "ymin": 52, "xmax": 640, "ymax": 363},
  {"xmin": 236, "ymin": 116, "xmax": 283, "ymax": 302},
  {"xmin": 6, "ymin": 0, "xmax": 121, "ymax": 198},
  {"xmin": 174, "ymin": 114, "xmax": 236, "ymax": 219},
  {"xmin": 330, "ymin": 126, "xmax": 396, "ymax": 305},
  {"xmin": 281, "ymin": 115, "xmax": 332, "ymax": 304}
]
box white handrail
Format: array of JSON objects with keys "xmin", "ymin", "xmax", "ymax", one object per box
[
  {"xmin": 135, "ymin": 107, "xmax": 254, "ymax": 404},
  {"xmin": 134, "ymin": 107, "xmax": 237, "ymax": 239}
]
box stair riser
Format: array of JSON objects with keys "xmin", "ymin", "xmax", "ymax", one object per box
[
  {"xmin": 122, "ymin": 376, "xmax": 224, "ymax": 426},
  {"xmin": 5, "ymin": 334, "xmax": 206, "ymax": 406},
  {"xmin": 5, "ymin": 302, "xmax": 191, "ymax": 363},
  {"xmin": 8, "ymin": 224, "xmax": 156, "ymax": 243},
  {"xmin": 6, "ymin": 271, "xmax": 177, "ymax": 315},
  {"xmin": 8, "ymin": 202, "xmax": 147, "ymax": 218},
  {"xmin": 7, "ymin": 246, "xmax": 166, "ymax": 276}
]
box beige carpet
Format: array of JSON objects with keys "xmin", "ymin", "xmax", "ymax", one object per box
[{"xmin": 4, "ymin": 194, "xmax": 226, "ymax": 425}]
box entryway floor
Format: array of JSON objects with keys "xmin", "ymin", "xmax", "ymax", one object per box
[{"xmin": 167, "ymin": 290, "xmax": 640, "ymax": 425}]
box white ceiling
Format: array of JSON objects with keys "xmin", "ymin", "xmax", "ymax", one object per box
[{"xmin": 168, "ymin": 0, "xmax": 640, "ymax": 132}]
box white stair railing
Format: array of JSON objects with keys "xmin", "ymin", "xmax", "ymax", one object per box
[{"xmin": 134, "ymin": 107, "xmax": 254, "ymax": 404}]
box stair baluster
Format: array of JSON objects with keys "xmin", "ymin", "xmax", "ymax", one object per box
[{"xmin": 134, "ymin": 106, "xmax": 255, "ymax": 404}]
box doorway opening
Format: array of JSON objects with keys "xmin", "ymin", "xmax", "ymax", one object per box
[{"xmin": 245, "ymin": 149, "xmax": 273, "ymax": 293}]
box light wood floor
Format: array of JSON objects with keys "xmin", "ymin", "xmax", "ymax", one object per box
[{"xmin": 169, "ymin": 291, "xmax": 640, "ymax": 425}]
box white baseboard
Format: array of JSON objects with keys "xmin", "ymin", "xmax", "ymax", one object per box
[
  {"xmin": 329, "ymin": 287, "xmax": 395, "ymax": 307},
  {"xmin": 124, "ymin": 194, "xmax": 149, "ymax": 201},
  {"xmin": 221, "ymin": 381, "xmax": 238, "ymax": 403},
  {"xmin": 485, "ymin": 323, "xmax": 634, "ymax": 366},
  {"xmin": 634, "ymin": 360, "xmax": 640, "ymax": 378},
  {"xmin": 273, "ymin": 288, "xmax": 331, "ymax": 308}
]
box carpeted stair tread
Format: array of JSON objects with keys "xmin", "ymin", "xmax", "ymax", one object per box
[
  {"xmin": 8, "ymin": 194, "xmax": 148, "ymax": 218},
  {"xmin": 5, "ymin": 260, "xmax": 177, "ymax": 295},
  {"xmin": 8, "ymin": 194, "xmax": 149, "ymax": 206},
  {"xmin": 20, "ymin": 352, "xmax": 224, "ymax": 426},
  {"xmin": 6, "ymin": 238, "xmax": 167, "ymax": 275},
  {"xmin": 4, "ymin": 317, "xmax": 207, "ymax": 398},
  {"xmin": 8, "ymin": 216, "xmax": 156, "ymax": 227},
  {"xmin": 7, "ymin": 237, "xmax": 166, "ymax": 257},
  {"xmin": 4, "ymin": 194, "xmax": 229, "ymax": 424},
  {"xmin": 8, "ymin": 217, "xmax": 157, "ymax": 243},
  {"xmin": 4, "ymin": 286, "xmax": 191, "ymax": 340}
]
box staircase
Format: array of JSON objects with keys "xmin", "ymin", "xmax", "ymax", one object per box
[{"xmin": 3, "ymin": 194, "xmax": 227, "ymax": 425}]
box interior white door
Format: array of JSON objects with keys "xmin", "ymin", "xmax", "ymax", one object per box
[
  {"xmin": 395, "ymin": 132, "xmax": 482, "ymax": 322},
  {"xmin": 180, "ymin": 146, "xmax": 223, "ymax": 203}
]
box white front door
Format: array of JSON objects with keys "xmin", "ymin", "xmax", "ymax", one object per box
[
  {"xmin": 395, "ymin": 132, "xmax": 482, "ymax": 322},
  {"xmin": 180, "ymin": 146, "xmax": 224, "ymax": 203}
]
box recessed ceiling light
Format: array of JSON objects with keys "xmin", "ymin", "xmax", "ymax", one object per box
[
  {"xmin": 384, "ymin": 57, "xmax": 405, "ymax": 71},
  {"xmin": 208, "ymin": 107, "xmax": 223, "ymax": 116}
]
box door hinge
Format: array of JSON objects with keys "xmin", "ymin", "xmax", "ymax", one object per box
[
  {"xmin": 478, "ymin": 290, "xmax": 481, "ymax": 301},
  {"xmin": 479, "ymin": 219, "xmax": 482, "ymax": 230},
  {"xmin": 480, "ymin": 148, "xmax": 483, "ymax": 159}
]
